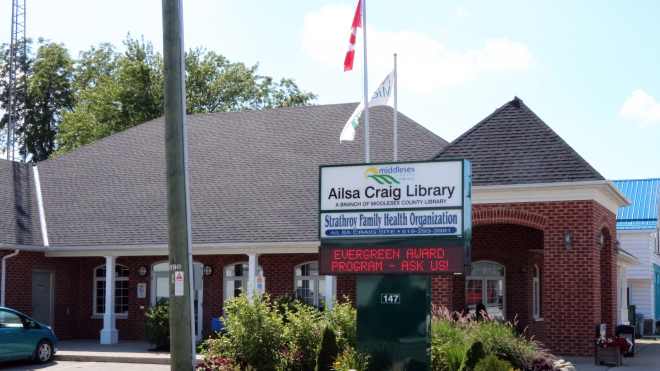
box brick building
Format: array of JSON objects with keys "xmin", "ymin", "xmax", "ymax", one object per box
[{"xmin": 0, "ymin": 98, "xmax": 629, "ymax": 356}]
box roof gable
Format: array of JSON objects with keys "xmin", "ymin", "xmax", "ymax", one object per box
[
  {"xmin": 613, "ymin": 179, "xmax": 659, "ymax": 230},
  {"xmin": 433, "ymin": 97, "xmax": 605, "ymax": 186}
]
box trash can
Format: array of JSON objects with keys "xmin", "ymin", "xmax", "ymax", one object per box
[
  {"xmin": 617, "ymin": 325, "xmax": 635, "ymax": 357},
  {"xmin": 211, "ymin": 318, "xmax": 224, "ymax": 332},
  {"xmin": 635, "ymin": 314, "xmax": 644, "ymax": 337}
]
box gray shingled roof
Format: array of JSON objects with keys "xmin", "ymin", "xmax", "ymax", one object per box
[
  {"xmin": 0, "ymin": 160, "xmax": 43, "ymax": 247},
  {"xmin": 433, "ymin": 97, "xmax": 604, "ymax": 186},
  {"xmin": 35, "ymin": 103, "xmax": 447, "ymax": 247}
]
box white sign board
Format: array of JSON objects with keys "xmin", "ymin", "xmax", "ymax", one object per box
[
  {"xmin": 174, "ymin": 271, "xmax": 184, "ymax": 296},
  {"xmin": 321, "ymin": 210, "xmax": 462, "ymax": 238},
  {"xmin": 320, "ymin": 161, "xmax": 463, "ymax": 211},
  {"xmin": 137, "ymin": 283, "xmax": 146, "ymax": 298},
  {"xmin": 255, "ymin": 276, "xmax": 265, "ymax": 294}
]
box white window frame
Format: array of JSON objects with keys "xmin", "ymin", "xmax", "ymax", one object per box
[
  {"xmin": 466, "ymin": 260, "xmax": 506, "ymax": 319},
  {"xmin": 224, "ymin": 262, "xmax": 263, "ymax": 303},
  {"xmin": 93, "ymin": 264, "xmax": 129, "ymax": 318},
  {"xmin": 294, "ymin": 262, "xmax": 326, "ymax": 308},
  {"xmin": 533, "ymin": 265, "xmax": 542, "ymax": 320}
]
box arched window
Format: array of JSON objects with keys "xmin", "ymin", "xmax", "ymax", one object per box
[
  {"xmin": 224, "ymin": 263, "xmax": 263, "ymax": 302},
  {"xmin": 466, "ymin": 261, "xmax": 505, "ymax": 319},
  {"xmin": 94, "ymin": 264, "xmax": 129, "ymax": 316},
  {"xmin": 294, "ymin": 262, "xmax": 325, "ymax": 308},
  {"xmin": 533, "ymin": 265, "xmax": 541, "ymax": 319}
]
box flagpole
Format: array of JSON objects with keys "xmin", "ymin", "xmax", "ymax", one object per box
[
  {"xmin": 393, "ymin": 53, "xmax": 398, "ymax": 162},
  {"xmin": 362, "ymin": 0, "xmax": 369, "ymax": 163}
]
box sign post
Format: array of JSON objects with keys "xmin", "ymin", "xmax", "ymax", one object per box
[{"xmin": 318, "ymin": 159, "xmax": 471, "ymax": 371}]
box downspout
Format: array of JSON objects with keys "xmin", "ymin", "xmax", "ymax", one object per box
[{"xmin": 1, "ymin": 249, "xmax": 19, "ymax": 307}]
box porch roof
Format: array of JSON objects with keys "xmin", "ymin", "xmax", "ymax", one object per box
[{"xmin": 612, "ymin": 179, "xmax": 659, "ymax": 230}]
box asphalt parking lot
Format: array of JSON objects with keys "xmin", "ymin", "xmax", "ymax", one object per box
[{"xmin": 0, "ymin": 361, "xmax": 171, "ymax": 371}]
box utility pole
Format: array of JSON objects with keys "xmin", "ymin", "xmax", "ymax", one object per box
[{"xmin": 162, "ymin": 0, "xmax": 194, "ymax": 370}]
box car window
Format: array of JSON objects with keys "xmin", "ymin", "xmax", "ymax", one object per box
[{"xmin": 0, "ymin": 310, "xmax": 25, "ymax": 328}]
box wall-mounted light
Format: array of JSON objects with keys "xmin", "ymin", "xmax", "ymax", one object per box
[
  {"xmin": 615, "ymin": 239, "xmax": 620, "ymax": 255},
  {"xmin": 597, "ymin": 233, "xmax": 604, "ymax": 250},
  {"xmin": 564, "ymin": 231, "xmax": 571, "ymax": 250},
  {"xmin": 138, "ymin": 266, "xmax": 148, "ymax": 276},
  {"xmin": 203, "ymin": 265, "xmax": 213, "ymax": 276}
]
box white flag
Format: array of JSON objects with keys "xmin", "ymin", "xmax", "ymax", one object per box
[{"xmin": 340, "ymin": 70, "xmax": 395, "ymax": 142}]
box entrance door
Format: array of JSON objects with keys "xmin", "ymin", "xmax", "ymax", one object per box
[
  {"xmin": 31, "ymin": 272, "xmax": 53, "ymax": 327},
  {"xmin": 466, "ymin": 261, "xmax": 505, "ymax": 319},
  {"xmin": 151, "ymin": 263, "xmax": 203, "ymax": 341}
]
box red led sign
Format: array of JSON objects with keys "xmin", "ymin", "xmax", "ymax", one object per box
[{"xmin": 318, "ymin": 244, "xmax": 465, "ymax": 275}]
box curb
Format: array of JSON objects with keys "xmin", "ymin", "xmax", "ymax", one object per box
[{"xmin": 54, "ymin": 354, "xmax": 204, "ymax": 365}]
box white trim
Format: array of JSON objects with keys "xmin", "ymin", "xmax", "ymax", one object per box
[
  {"xmin": 617, "ymin": 229, "xmax": 657, "ymax": 234},
  {"xmin": 44, "ymin": 241, "xmax": 320, "ymax": 257},
  {"xmin": 617, "ymin": 251, "xmax": 643, "ymax": 266},
  {"xmin": 533, "ymin": 265, "xmax": 540, "ymax": 319},
  {"xmin": 472, "ymin": 180, "xmax": 631, "ymax": 214},
  {"xmin": 1, "ymin": 244, "xmax": 44, "ymax": 251},
  {"xmin": 32, "ymin": 166, "xmax": 49, "ymax": 247}
]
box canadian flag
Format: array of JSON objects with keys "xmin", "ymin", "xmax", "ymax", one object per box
[{"xmin": 344, "ymin": 0, "xmax": 362, "ymax": 72}]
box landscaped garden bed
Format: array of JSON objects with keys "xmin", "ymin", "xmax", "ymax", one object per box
[{"xmin": 193, "ymin": 293, "xmax": 557, "ymax": 371}]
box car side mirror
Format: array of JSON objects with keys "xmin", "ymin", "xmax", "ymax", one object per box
[{"xmin": 29, "ymin": 321, "xmax": 36, "ymax": 329}]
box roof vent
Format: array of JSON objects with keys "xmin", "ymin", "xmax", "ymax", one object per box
[{"xmin": 510, "ymin": 96, "xmax": 522, "ymax": 108}]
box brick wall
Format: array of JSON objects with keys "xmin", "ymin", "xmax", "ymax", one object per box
[{"xmin": 1, "ymin": 198, "xmax": 617, "ymax": 356}]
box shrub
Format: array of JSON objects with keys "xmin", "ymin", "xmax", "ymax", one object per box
[
  {"xmin": 432, "ymin": 343, "xmax": 468, "ymax": 371},
  {"xmin": 144, "ymin": 298, "xmax": 170, "ymax": 347},
  {"xmin": 316, "ymin": 326, "xmax": 339, "ymax": 371},
  {"xmin": 284, "ymin": 304, "xmax": 324, "ymax": 370},
  {"xmin": 460, "ymin": 341, "xmax": 486, "ymax": 371},
  {"xmin": 275, "ymin": 293, "xmax": 312, "ymax": 324},
  {"xmin": 431, "ymin": 306, "xmax": 549, "ymax": 371},
  {"xmin": 331, "ymin": 346, "xmax": 370, "ymax": 371},
  {"xmin": 473, "ymin": 353, "xmax": 512, "ymax": 371},
  {"xmin": 523, "ymin": 357, "xmax": 553, "ymax": 371},
  {"xmin": 324, "ymin": 297, "xmax": 357, "ymax": 350},
  {"xmin": 205, "ymin": 291, "xmax": 286, "ymax": 371},
  {"xmin": 196, "ymin": 356, "xmax": 237, "ymax": 371}
]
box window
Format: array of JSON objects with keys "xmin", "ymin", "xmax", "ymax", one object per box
[
  {"xmin": 294, "ymin": 262, "xmax": 326, "ymax": 308},
  {"xmin": 627, "ymin": 285, "xmax": 633, "ymax": 305},
  {"xmin": 0, "ymin": 310, "xmax": 25, "ymax": 328},
  {"xmin": 94, "ymin": 265, "xmax": 129, "ymax": 316},
  {"xmin": 466, "ymin": 261, "xmax": 505, "ymax": 319},
  {"xmin": 533, "ymin": 265, "xmax": 541, "ymax": 319},
  {"xmin": 224, "ymin": 263, "xmax": 263, "ymax": 302}
]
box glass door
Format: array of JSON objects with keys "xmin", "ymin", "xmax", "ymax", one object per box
[{"xmin": 151, "ymin": 262, "xmax": 203, "ymax": 341}]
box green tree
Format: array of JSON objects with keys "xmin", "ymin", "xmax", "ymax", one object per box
[
  {"xmin": 20, "ymin": 39, "xmax": 74, "ymax": 162},
  {"xmin": 0, "ymin": 38, "xmax": 32, "ymax": 158},
  {"xmin": 57, "ymin": 36, "xmax": 317, "ymax": 154}
]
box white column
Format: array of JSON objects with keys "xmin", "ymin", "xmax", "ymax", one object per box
[
  {"xmin": 325, "ymin": 276, "xmax": 336, "ymax": 308},
  {"xmin": 247, "ymin": 253, "xmax": 259, "ymax": 302},
  {"xmin": 620, "ymin": 265, "xmax": 630, "ymax": 325},
  {"xmin": 100, "ymin": 256, "xmax": 118, "ymax": 344}
]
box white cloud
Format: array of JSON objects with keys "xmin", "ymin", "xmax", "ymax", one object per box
[
  {"xmin": 301, "ymin": 5, "xmax": 533, "ymax": 93},
  {"xmin": 455, "ymin": 5, "xmax": 470, "ymax": 18},
  {"xmin": 621, "ymin": 89, "xmax": 660, "ymax": 127}
]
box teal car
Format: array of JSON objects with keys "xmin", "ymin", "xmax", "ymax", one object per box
[{"xmin": 0, "ymin": 307, "xmax": 57, "ymax": 363}]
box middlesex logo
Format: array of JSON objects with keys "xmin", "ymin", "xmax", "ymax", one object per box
[{"xmin": 365, "ymin": 165, "xmax": 415, "ymax": 184}]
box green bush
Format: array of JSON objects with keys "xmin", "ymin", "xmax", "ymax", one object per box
[
  {"xmin": 460, "ymin": 341, "xmax": 486, "ymax": 371},
  {"xmin": 284, "ymin": 304, "xmax": 324, "ymax": 370},
  {"xmin": 331, "ymin": 346, "xmax": 370, "ymax": 371},
  {"xmin": 324, "ymin": 297, "xmax": 357, "ymax": 350},
  {"xmin": 144, "ymin": 298, "xmax": 170, "ymax": 347},
  {"xmin": 473, "ymin": 354, "xmax": 512, "ymax": 371},
  {"xmin": 275, "ymin": 293, "xmax": 312, "ymax": 324},
  {"xmin": 205, "ymin": 291, "xmax": 286, "ymax": 371},
  {"xmin": 316, "ymin": 326, "xmax": 339, "ymax": 371},
  {"xmin": 430, "ymin": 306, "xmax": 549, "ymax": 371}
]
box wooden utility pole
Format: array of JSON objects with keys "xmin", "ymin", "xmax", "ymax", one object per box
[{"xmin": 162, "ymin": 0, "xmax": 194, "ymax": 369}]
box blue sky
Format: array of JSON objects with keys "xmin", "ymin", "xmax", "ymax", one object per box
[{"xmin": 2, "ymin": 0, "xmax": 659, "ymax": 180}]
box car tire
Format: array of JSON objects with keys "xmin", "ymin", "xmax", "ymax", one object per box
[{"xmin": 34, "ymin": 340, "xmax": 53, "ymax": 364}]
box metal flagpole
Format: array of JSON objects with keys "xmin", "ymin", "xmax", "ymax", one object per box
[
  {"xmin": 393, "ymin": 53, "xmax": 398, "ymax": 162},
  {"xmin": 362, "ymin": 0, "xmax": 369, "ymax": 163}
]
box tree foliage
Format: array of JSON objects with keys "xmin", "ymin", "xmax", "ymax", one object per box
[{"xmin": 0, "ymin": 34, "xmax": 317, "ymax": 161}]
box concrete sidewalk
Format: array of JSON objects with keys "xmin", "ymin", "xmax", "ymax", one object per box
[
  {"xmin": 562, "ymin": 340, "xmax": 660, "ymax": 371},
  {"xmin": 54, "ymin": 340, "xmax": 204, "ymax": 365}
]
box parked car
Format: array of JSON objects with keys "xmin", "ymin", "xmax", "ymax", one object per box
[{"xmin": 0, "ymin": 307, "xmax": 57, "ymax": 363}]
